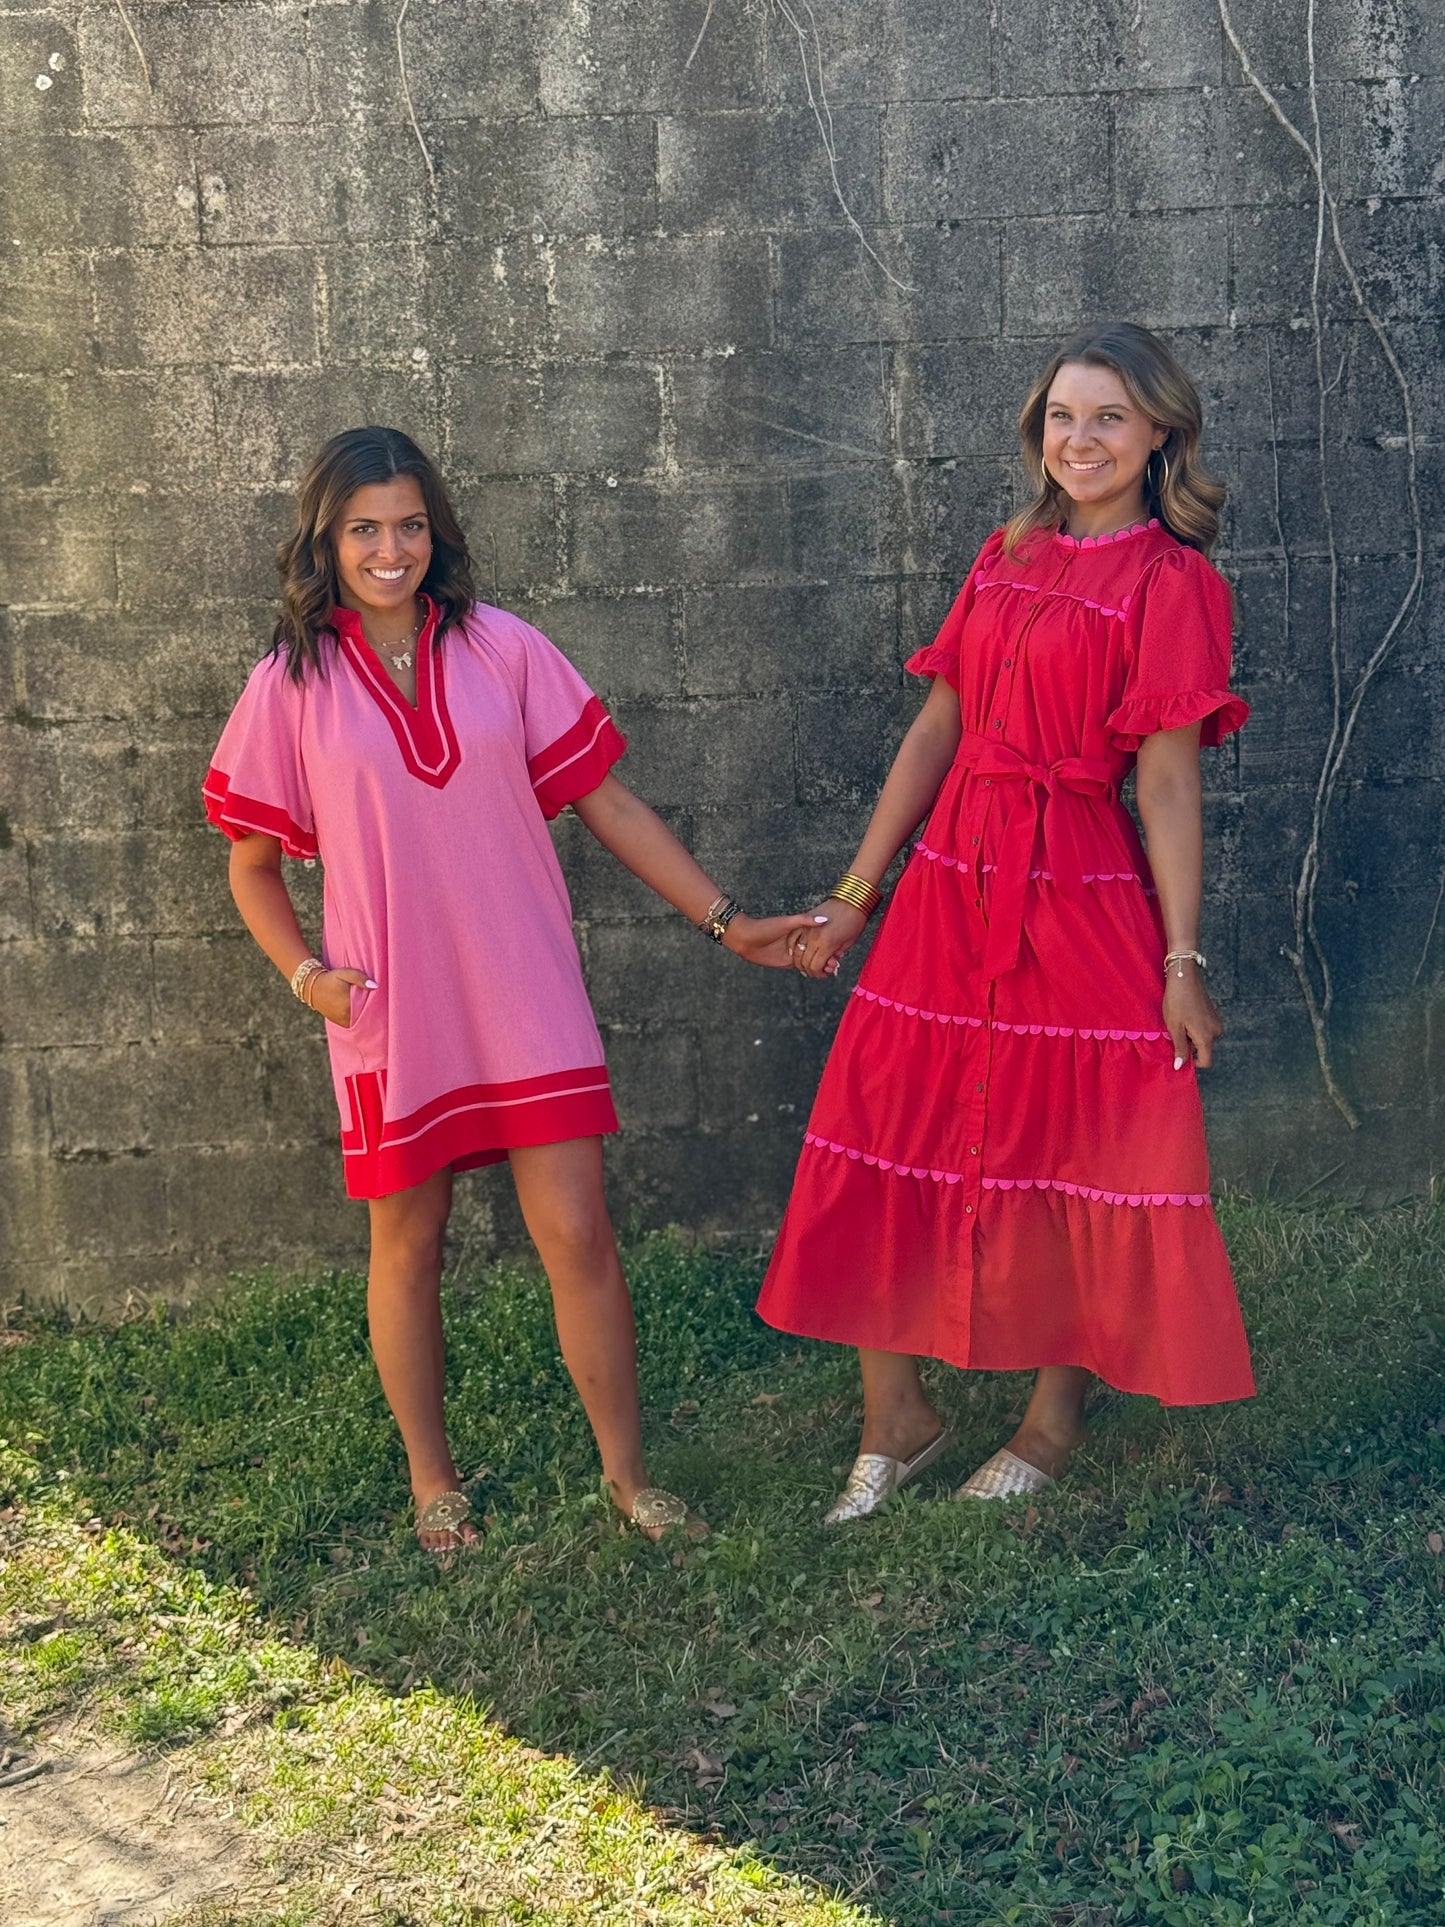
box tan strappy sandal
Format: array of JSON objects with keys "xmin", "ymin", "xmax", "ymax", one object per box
[{"xmin": 415, "ymin": 1488, "xmax": 479, "ymax": 1561}]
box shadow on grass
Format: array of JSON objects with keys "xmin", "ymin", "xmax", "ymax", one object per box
[{"xmin": 3, "ymin": 1198, "xmax": 1445, "ymax": 1923}]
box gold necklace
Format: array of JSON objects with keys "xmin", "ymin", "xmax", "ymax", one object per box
[{"xmin": 373, "ymin": 613, "xmax": 423, "ymax": 671}]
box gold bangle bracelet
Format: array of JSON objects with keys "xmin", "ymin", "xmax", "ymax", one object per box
[{"xmin": 828, "ymin": 873, "xmax": 882, "ymax": 917}]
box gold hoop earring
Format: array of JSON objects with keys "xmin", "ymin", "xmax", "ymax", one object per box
[
  {"xmin": 1151, "ymin": 448, "xmax": 1171, "ymax": 494},
  {"xmin": 1040, "ymin": 456, "xmax": 1052, "ymax": 492}
]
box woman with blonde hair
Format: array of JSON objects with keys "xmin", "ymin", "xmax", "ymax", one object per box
[
  {"xmin": 205, "ymin": 425, "xmax": 820, "ymax": 1556},
  {"xmin": 759, "ymin": 323, "xmax": 1254, "ymax": 1518}
]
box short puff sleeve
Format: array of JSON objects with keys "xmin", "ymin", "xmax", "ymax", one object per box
[
  {"xmin": 1107, "ymin": 547, "xmax": 1249, "ymax": 752},
  {"xmin": 905, "ymin": 530, "xmax": 1007, "ymax": 688},
  {"xmin": 502, "ymin": 615, "xmax": 627, "ymax": 819},
  {"xmin": 203, "ymin": 654, "xmax": 317, "ymax": 861}
]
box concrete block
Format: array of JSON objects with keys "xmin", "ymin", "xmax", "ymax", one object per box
[
  {"xmin": 896, "ymin": 458, "xmax": 1018, "ymax": 578},
  {"xmin": 1338, "ymin": 78, "xmax": 1445, "ymax": 198},
  {"xmin": 0, "ymin": 1052, "xmax": 49, "ymax": 1158},
  {"xmin": 48, "ymin": 1041, "xmax": 267, "ymax": 1153},
  {"xmin": 584, "ymin": 918, "xmax": 805, "ymax": 1028},
  {"xmin": 0, "ymin": 493, "xmax": 115, "ymax": 607},
  {"xmin": 787, "ymin": 470, "xmax": 901, "ymax": 581},
  {"xmin": 152, "ymin": 934, "xmax": 305, "ymax": 1046},
  {"xmin": 515, "ymin": 593, "xmax": 680, "ymax": 701},
  {"xmin": 689, "ymin": 800, "xmax": 851, "ymax": 911},
  {"xmin": 0, "ymin": 376, "xmax": 54, "ymax": 488},
  {"xmin": 0, "ymin": 842, "xmax": 31, "ymax": 940},
  {"xmin": 13, "ymin": 606, "xmax": 265, "ymax": 724},
  {"xmin": 443, "ymin": 361, "xmax": 662, "ymax": 478},
  {"xmin": 552, "ymin": 236, "xmax": 772, "ymax": 355},
  {"xmin": 776, "ymin": 224, "xmax": 1001, "ymax": 347},
  {"xmin": 451, "ymin": 479, "xmax": 561, "ymax": 597},
  {"xmin": 40, "ymin": 1151, "xmax": 170, "ymax": 1260},
  {"xmin": 1229, "ymin": 3, "xmax": 1445, "ymax": 84},
  {"xmin": 0, "ymin": 131, "xmax": 196, "ymax": 247},
  {"xmin": 1333, "ymin": 200, "xmax": 1445, "ymax": 323},
  {"xmin": 114, "ymin": 491, "xmax": 293, "ymax": 608},
  {"xmin": 1003, "ymin": 212, "xmax": 1229, "ymax": 334},
  {"xmin": 78, "ymin": 5, "xmax": 312, "ymax": 127},
  {"xmin": 1222, "ymin": 85, "xmax": 1336, "ymax": 207},
  {"xmin": 795, "ymin": 687, "xmax": 912, "ymax": 807},
  {"xmin": 762, "ymin": 0, "xmax": 991, "ymax": 105},
  {"xmin": 198, "ymin": 127, "xmax": 427, "ymax": 246},
  {"xmin": 659, "ymin": 107, "xmax": 880, "ymax": 231},
  {"xmin": 141, "ymin": 736, "xmax": 222, "ymax": 832},
  {"xmin": 568, "ymin": 477, "xmax": 791, "ymax": 591},
  {"xmin": 995, "ymin": 0, "xmax": 1222, "ymax": 93},
  {"xmin": 1113, "ymin": 89, "xmax": 1224, "ymax": 212},
  {"xmin": 311, "ymin": 0, "xmax": 539, "ymax": 122},
  {"xmin": 94, "ymin": 249, "xmax": 319, "ymax": 371},
  {"xmin": 0, "ymin": 938, "xmax": 151, "ymax": 1048},
  {"xmin": 893, "ymin": 339, "xmax": 1051, "ymax": 460},
  {"xmin": 670, "ymin": 348, "xmax": 887, "ymax": 472},
  {"xmin": 5, "ymin": 732, "xmax": 146, "ymax": 838},
  {"xmin": 696, "ymin": 1018, "xmax": 833, "ymax": 1128},
  {"xmin": 0, "ymin": 16, "xmax": 79, "ymax": 131},
  {"xmin": 436, "ymin": 115, "xmax": 656, "ymax": 239},
  {"xmin": 884, "ymin": 98, "xmax": 1109, "ymax": 221},
  {"xmin": 212, "ymin": 368, "xmax": 438, "ymax": 490},
  {"xmin": 1230, "ymin": 204, "xmax": 1344, "ymax": 325},
  {"xmin": 615, "ymin": 697, "xmax": 796, "ymax": 809},
  {"xmin": 604, "ymin": 1026, "xmax": 700, "ymax": 1132},
  {"xmin": 0, "ymin": 1156, "xmax": 51, "ymax": 1262},
  {"xmin": 682, "ymin": 581, "xmax": 898, "ymax": 696},
  {"xmin": 260, "ymin": 1037, "xmax": 343, "ymax": 1147},
  {"xmin": 423, "ymin": 240, "xmax": 551, "ymax": 361},
  {"xmin": 162, "ymin": 1144, "xmax": 361, "ymax": 1254},
  {"xmin": 538, "ymin": 0, "xmax": 765, "ymax": 114},
  {"xmin": 321, "ymin": 244, "xmax": 429, "ymax": 364},
  {"xmin": 35, "ymin": 372, "xmax": 218, "ymax": 490},
  {"xmin": 0, "ymin": 253, "xmax": 95, "ymax": 373}
]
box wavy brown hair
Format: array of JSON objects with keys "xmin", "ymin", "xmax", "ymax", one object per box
[
  {"xmin": 272, "ymin": 426, "xmax": 477, "ymax": 680},
  {"xmin": 1003, "ymin": 324, "xmax": 1226, "ymax": 559}
]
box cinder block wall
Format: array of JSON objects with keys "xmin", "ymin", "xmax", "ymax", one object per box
[{"xmin": 2, "ymin": 2, "xmax": 1440, "ymax": 1309}]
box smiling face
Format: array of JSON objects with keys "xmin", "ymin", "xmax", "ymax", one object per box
[
  {"xmin": 1042, "ymin": 360, "xmax": 1166, "ymax": 529},
  {"xmin": 332, "ymin": 476, "xmax": 433, "ymax": 618}
]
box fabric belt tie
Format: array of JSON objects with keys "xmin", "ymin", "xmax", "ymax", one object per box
[{"xmin": 957, "ymin": 731, "xmax": 1116, "ymax": 980}]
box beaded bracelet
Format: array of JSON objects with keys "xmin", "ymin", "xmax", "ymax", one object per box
[
  {"xmin": 698, "ymin": 895, "xmax": 742, "ymax": 943},
  {"xmin": 290, "ymin": 956, "xmax": 325, "ymax": 1005}
]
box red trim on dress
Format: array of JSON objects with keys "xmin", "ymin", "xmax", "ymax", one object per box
[
  {"xmin": 529, "ymin": 695, "xmax": 628, "ymax": 818},
  {"xmin": 332, "ymin": 599, "xmax": 462, "ymax": 790},
  {"xmin": 339, "ymin": 1064, "xmax": 618, "ymax": 1198},
  {"xmin": 202, "ymin": 769, "xmax": 318, "ymax": 861}
]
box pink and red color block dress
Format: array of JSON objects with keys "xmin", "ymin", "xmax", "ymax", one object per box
[
  {"xmin": 757, "ymin": 521, "xmax": 1256, "ymax": 1406},
  {"xmin": 205, "ymin": 600, "xmax": 625, "ymax": 1199}
]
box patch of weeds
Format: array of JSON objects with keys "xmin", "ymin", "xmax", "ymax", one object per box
[{"xmin": 2, "ymin": 1210, "xmax": 1444, "ymax": 1923}]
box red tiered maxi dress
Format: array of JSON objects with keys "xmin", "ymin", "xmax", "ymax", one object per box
[{"xmin": 756, "ymin": 520, "xmax": 1255, "ymax": 1406}]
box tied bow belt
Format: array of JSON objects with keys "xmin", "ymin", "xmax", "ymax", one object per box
[{"xmin": 957, "ymin": 731, "xmax": 1117, "ymax": 980}]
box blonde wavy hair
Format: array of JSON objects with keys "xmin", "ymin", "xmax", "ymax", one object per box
[{"xmin": 1003, "ymin": 324, "xmax": 1225, "ymax": 559}]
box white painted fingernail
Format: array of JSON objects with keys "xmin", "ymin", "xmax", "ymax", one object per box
[
  {"xmin": 1173, "ymin": 1055, "xmax": 1185, "ymax": 1070},
  {"xmin": 365, "ymin": 979, "xmax": 378, "ymax": 989},
  {"xmin": 813, "ymin": 915, "xmax": 829, "ymax": 923}
]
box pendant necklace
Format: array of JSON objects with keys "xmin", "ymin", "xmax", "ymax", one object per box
[{"xmin": 375, "ymin": 613, "xmax": 422, "ymax": 672}]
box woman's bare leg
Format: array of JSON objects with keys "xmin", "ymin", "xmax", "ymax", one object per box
[
  {"xmin": 508, "ymin": 1138, "xmax": 667, "ymax": 1528},
  {"xmin": 857, "ymin": 1348, "xmax": 945, "ymax": 1460},
  {"xmin": 367, "ymin": 1165, "xmax": 477, "ymax": 1551},
  {"xmin": 1004, "ymin": 1364, "xmax": 1092, "ymax": 1478}
]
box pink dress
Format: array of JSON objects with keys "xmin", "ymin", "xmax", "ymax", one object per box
[{"xmin": 204, "ymin": 599, "xmax": 625, "ymax": 1198}]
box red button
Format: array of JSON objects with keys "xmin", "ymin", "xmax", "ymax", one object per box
[
  {"xmin": 994, "ymin": 719, "xmax": 1003, "ymax": 728},
  {"xmin": 1003, "ymin": 657, "xmax": 1012, "ymax": 668},
  {"xmin": 964, "ymin": 1204, "xmax": 974, "ymax": 1214},
  {"xmin": 969, "ymin": 1145, "xmax": 979, "ymax": 1156},
  {"xmin": 973, "ymin": 897, "xmax": 982, "ymax": 908},
  {"xmin": 972, "ymin": 836, "xmax": 979, "ymax": 846},
  {"xmin": 975, "ymin": 1082, "xmax": 984, "ymax": 1092}
]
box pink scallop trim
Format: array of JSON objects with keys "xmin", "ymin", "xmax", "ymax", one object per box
[
  {"xmin": 914, "ymin": 840, "xmax": 1155, "ymax": 892},
  {"xmin": 975, "ymin": 577, "xmax": 1130, "ymax": 621},
  {"xmin": 850, "ymin": 987, "xmax": 1165, "ymax": 1043},
  {"xmin": 1053, "ymin": 518, "xmax": 1160, "ymax": 551},
  {"xmin": 802, "ymin": 1133, "xmax": 1208, "ymax": 1206}
]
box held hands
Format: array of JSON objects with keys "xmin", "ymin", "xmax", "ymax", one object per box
[
  {"xmin": 307, "ymin": 966, "xmax": 374, "ymax": 1027},
  {"xmin": 1164, "ymin": 962, "xmax": 1222, "ymax": 1070},
  {"xmin": 784, "ymin": 900, "xmax": 868, "ymax": 979},
  {"xmin": 722, "ymin": 911, "xmax": 835, "ymax": 970}
]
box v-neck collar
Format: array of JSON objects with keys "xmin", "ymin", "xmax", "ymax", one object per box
[{"xmin": 331, "ymin": 596, "xmax": 462, "ymax": 789}]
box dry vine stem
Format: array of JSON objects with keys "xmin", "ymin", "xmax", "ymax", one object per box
[
  {"xmin": 1219, "ymin": 0, "xmax": 1424, "ymax": 1128},
  {"xmin": 113, "ymin": 0, "xmax": 152, "ymax": 91},
  {"xmin": 395, "ymin": 0, "xmax": 436, "ymax": 186}
]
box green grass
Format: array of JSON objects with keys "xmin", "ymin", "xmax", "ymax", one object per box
[{"xmin": 2, "ymin": 1197, "xmax": 1444, "ymax": 1924}]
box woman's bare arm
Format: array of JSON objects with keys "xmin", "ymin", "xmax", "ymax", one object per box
[
  {"xmin": 791, "ymin": 674, "xmax": 963, "ymax": 978},
  {"xmin": 227, "ymin": 834, "xmax": 369, "ymax": 1025},
  {"xmin": 1134, "ymin": 721, "xmax": 1221, "ymax": 1069}
]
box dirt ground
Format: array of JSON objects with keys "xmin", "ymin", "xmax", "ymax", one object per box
[{"xmin": 0, "ymin": 1731, "xmax": 271, "ymax": 1927}]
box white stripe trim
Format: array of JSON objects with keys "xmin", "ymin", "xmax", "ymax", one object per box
[
  {"xmin": 343, "ymin": 1077, "xmax": 612, "ymax": 1155},
  {"xmin": 531, "ymin": 712, "xmax": 610, "ymax": 790}
]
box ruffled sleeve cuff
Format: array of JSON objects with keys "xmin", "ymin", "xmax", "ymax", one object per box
[
  {"xmin": 202, "ymin": 766, "xmax": 319, "ymax": 861},
  {"xmin": 528, "ymin": 694, "xmax": 628, "ymax": 819},
  {"xmin": 1106, "ymin": 688, "xmax": 1249, "ymax": 754},
  {"xmin": 905, "ymin": 643, "xmax": 959, "ymax": 688}
]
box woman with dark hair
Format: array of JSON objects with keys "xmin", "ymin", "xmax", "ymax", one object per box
[
  {"xmin": 759, "ymin": 324, "xmax": 1254, "ymax": 1519},
  {"xmin": 204, "ymin": 426, "xmax": 819, "ymax": 1555}
]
